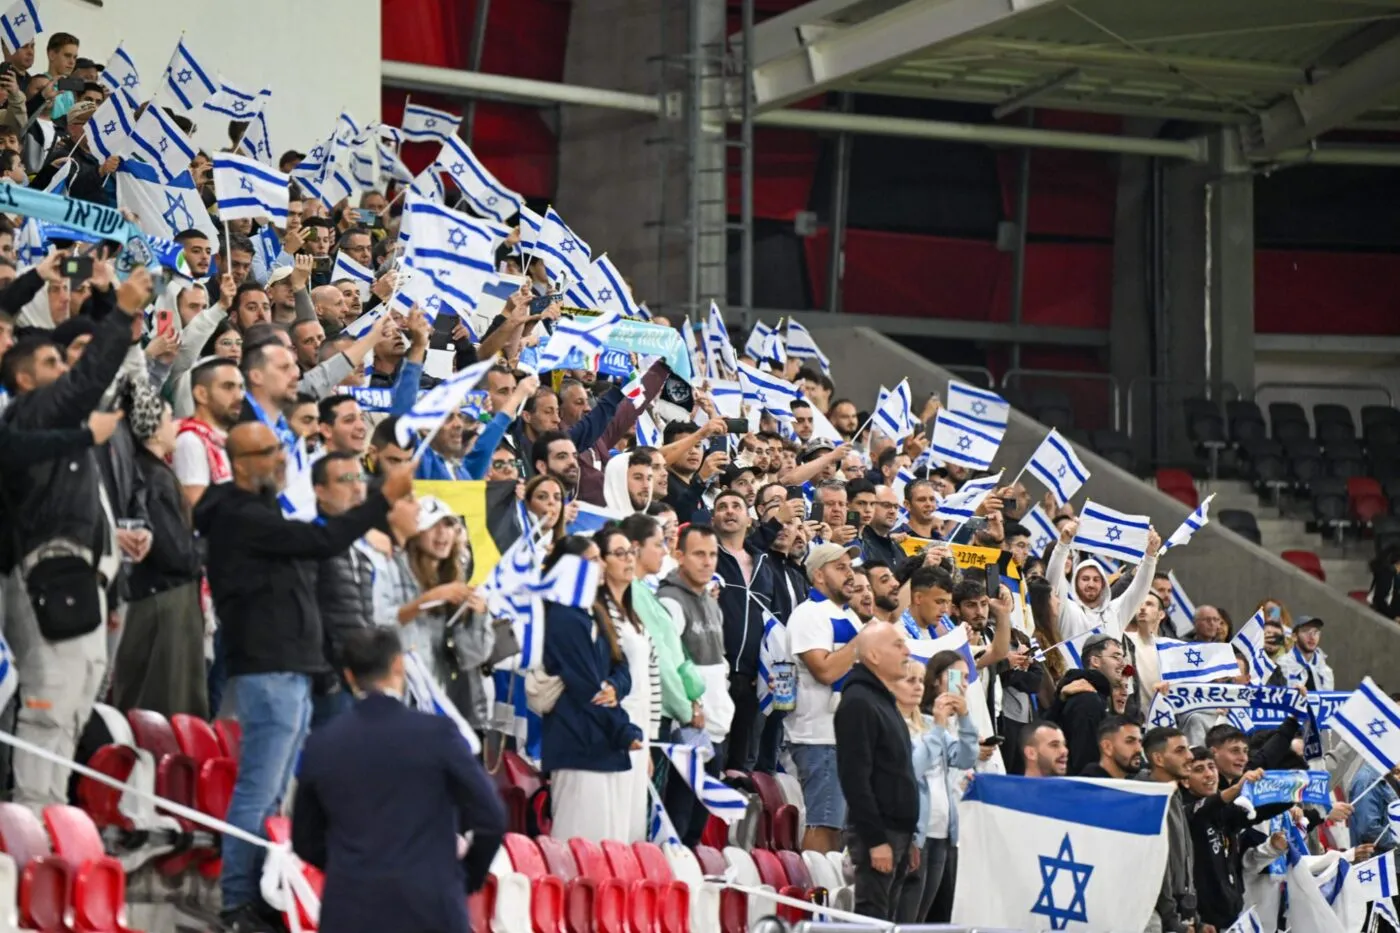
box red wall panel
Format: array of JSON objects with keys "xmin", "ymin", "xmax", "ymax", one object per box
[{"xmin": 1255, "ymin": 250, "xmax": 1400, "ymax": 335}]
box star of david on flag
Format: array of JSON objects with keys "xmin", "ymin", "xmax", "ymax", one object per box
[
  {"xmin": 1025, "ymin": 428, "xmax": 1091, "ymax": 506},
  {"xmin": 1072, "ymin": 501, "xmax": 1152, "ymax": 564},
  {"xmin": 89, "ymin": 89, "xmax": 138, "ymax": 162},
  {"xmin": 203, "ymin": 78, "xmax": 272, "ymax": 120},
  {"xmin": 1331, "ymin": 676, "xmax": 1400, "ymax": 776},
  {"xmin": 582, "ymin": 254, "xmax": 643, "ymax": 318},
  {"xmin": 1156, "ymin": 638, "xmax": 1238, "ymax": 682},
  {"xmin": 0, "ymin": 0, "xmax": 41, "ymax": 55},
  {"xmin": 952, "ymin": 774, "xmax": 1174, "ymax": 933},
  {"xmin": 401, "ymin": 102, "xmax": 461, "ymax": 143},
  {"xmin": 534, "ymin": 206, "xmax": 590, "ymax": 284},
  {"xmin": 432, "ymin": 135, "xmax": 521, "ymax": 223},
  {"xmin": 130, "ymin": 103, "xmax": 198, "ymax": 184},
  {"xmin": 160, "ymin": 37, "xmax": 218, "ymax": 111},
  {"xmin": 930, "ymin": 408, "xmax": 1003, "ymax": 470},
  {"xmin": 1230, "ymin": 610, "xmax": 1277, "ymax": 683},
  {"xmin": 213, "ymin": 152, "xmax": 290, "ymax": 223},
  {"xmin": 946, "ymin": 380, "xmax": 1010, "ymax": 429},
  {"xmin": 99, "ymin": 43, "xmax": 141, "ymax": 97}
]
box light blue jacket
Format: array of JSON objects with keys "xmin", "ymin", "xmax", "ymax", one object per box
[
  {"xmin": 910, "ymin": 712, "xmax": 980, "ymax": 846},
  {"xmin": 1349, "ymin": 762, "xmax": 1397, "ymax": 852}
]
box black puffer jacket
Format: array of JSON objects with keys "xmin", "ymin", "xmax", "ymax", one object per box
[
  {"xmin": 0, "ymin": 291, "xmax": 128, "ymax": 574},
  {"xmin": 316, "ymin": 537, "xmax": 375, "ymax": 666}
]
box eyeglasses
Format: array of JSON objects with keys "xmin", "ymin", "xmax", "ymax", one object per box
[
  {"xmin": 491, "ymin": 459, "xmax": 518, "ymax": 471},
  {"xmin": 607, "ymin": 547, "xmax": 638, "ymax": 559}
]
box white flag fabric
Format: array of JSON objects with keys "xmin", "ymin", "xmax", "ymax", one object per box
[
  {"xmin": 1160, "ymin": 493, "xmax": 1215, "ymax": 554},
  {"xmin": 402, "ymin": 650, "xmax": 481, "ymax": 754},
  {"xmin": 930, "ymin": 409, "xmax": 1003, "ymax": 470},
  {"xmin": 516, "ymin": 204, "xmax": 543, "ymax": 255},
  {"xmin": 161, "ymin": 37, "xmax": 218, "ymax": 111},
  {"xmin": 933, "ymin": 470, "xmax": 1003, "ymax": 523},
  {"xmin": 341, "ymin": 307, "xmax": 385, "ymax": 341},
  {"xmin": 903, "ymin": 621, "xmax": 978, "ymax": 679},
  {"xmin": 535, "ymin": 207, "xmax": 590, "ymax": 284},
  {"xmin": 1352, "ymin": 850, "xmax": 1395, "ymax": 903},
  {"xmin": 399, "ymin": 194, "xmax": 507, "ymax": 310},
  {"xmin": 1156, "ymin": 639, "xmax": 1238, "ymax": 682},
  {"xmin": 115, "ymin": 161, "xmax": 218, "ymax": 244},
  {"xmin": 213, "ymin": 152, "xmax": 289, "ymax": 223},
  {"xmin": 527, "ymin": 553, "xmax": 601, "ymax": 610},
  {"xmin": 946, "ymin": 381, "xmax": 1009, "ymax": 429},
  {"xmin": 705, "ymin": 302, "xmax": 737, "ymax": 377},
  {"xmin": 131, "ymin": 104, "xmax": 199, "ymax": 184},
  {"xmin": 647, "ymin": 783, "xmax": 682, "ymax": 847},
  {"xmin": 744, "ymin": 321, "xmax": 774, "ymax": 361},
  {"xmin": 1073, "ymin": 501, "xmax": 1152, "ymax": 564},
  {"xmin": 583, "ymin": 255, "xmax": 642, "ymax": 318},
  {"xmin": 0, "ymin": 0, "xmax": 41, "ymax": 55},
  {"xmin": 1046, "ymin": 626, "xmax": 1103, "ymax": 670},
  {"xmin": 784, "ymin": 320, "xmax": 829, "ymax": 375},
  {"xmin": 873, "ymin": 378, "xmax": 915, "ymax": 442},
  {"xmin": 100, "ymin": 44, "xmax": 141, "ymax": 96},
  {"xmin": 0, "ymin": 631, "xmax": 16, "ymax": 717},
  {"xmin": 534, "ymin": 309, "xmax": 622, "ymax": 373},
  {"xmin": 330, "ymin": 251, "xmax": 374, "ymax": 302},
  {"xmin": 1024, "ymin": 503, "xmax": 1059, "ymax": 559},
  {"xmin": 736, "ymin": 362, "xmax": 802, "ymax": 421},
  {"xmin": 89, "ymin": 90, "xmax": 139, "ymax": 162},
  {"xmin": 237, "ymin": 111, "xmax": 274, "ymax": 165},
  {"xmin": 754, "ymin": 609, "xmax": 791, "ymax": 715},
  {"xmin": 951, "ymin": 774, "xmax": 1175, "ymax": 933},
  {"xmin": 1286, "ymin": 850, "xmax": 1364, "ymax": 933},
  {"xmin": 657, "ymin": 743, "xmax": 748, "ymax": 823},
  {"xmin": 434, "ymin": 135, "xmax": 521, "ymax": 223},
  {"xmin": 1222, "ymin": 907, "xmax": 1263, "ymax": 933},
  {"xmin": 1231, "ymin": 610, "xmax": 1277, "ymax": 684},
  {"xmin": 203, "ymin": 79, "xmax": 271, "ymax": 120},
  {"xmin": 1165, "ymin": 570, "xmax": 1196, "ymax": 637},
  {"xmin": 1025, "ymin": 428, "xmax": 1091, "ymax": 506},
  {"xmin": 1332, "ymin": 676, "xmax": 1400, "ymax": 775},
  {"xmin": 299, "ymin": 166, "xmax": 355, "ymax": 212},
  {"xmin": 394, "ymin": 359, "xmax": 496, "ymax": 448},
  {"xmin": 635, "ymin": 410, "xmax": 661, "ymax": 449},
  {"xmin": 401, "ymin": 102, "xmax": 460, "ymax": 144}
]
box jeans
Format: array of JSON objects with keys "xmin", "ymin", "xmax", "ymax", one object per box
[
  {"xmin": 845, "ymin": 829, "xmax": 913, "ymax": 922},
  {"xmin": 207, "ymin": 628, "xmax": 227, "ymax": 717},
  {"xmin": 754, "ymin": 709, "xmax": 786, "ymax": 773},
  {"xmin": 895, "ymin": 836, "xmax": 951, "ymax": 923},
  {"xmin": 310, "ymin": 686, "xmax": 354, "ymax": 731},
  {"xmin": 220, "ymin": 672, "xmax": 312, "ymax": 911}
]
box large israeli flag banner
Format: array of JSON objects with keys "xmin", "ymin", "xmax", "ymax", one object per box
[{"xmin": 952, "ymin": 775, "xmax": 1174, "ymax": 933}]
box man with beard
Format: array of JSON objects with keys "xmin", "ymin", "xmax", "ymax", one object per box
[
  {"xmin": 1142, "ymin": 727, "xmax": 1198, "ymax": 933},
  {"xmin": 531, "ymin": 431, "xmax": 582, "ymax": 500},
  {"xmin": 862, "ymin": 560, "xmax": 901, "ymax": 624},
  {"xmin": 1081, "ymin": 716, "xmax": 1143, "ymax": 778},
  {"xmin": 1020, "ymin": 722, "xmax": 1069, "ymax": 777},
  {"xmin": 1048, "ymin": 633, "xmax": 1127, "ymax": 775},
  {"xmin": 173, "ymin": 357, "xmax": 245, "ymax": 507},
  {"xmin": 602, "ymin": 450, "xmax": 655, "ymax": 514}
]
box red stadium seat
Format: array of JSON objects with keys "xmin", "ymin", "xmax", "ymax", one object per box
[
  {"xmin": 746, "ymin": 772, "xmax": 798, "ymax": 850},
  {"xmin": 1281, "ymin": 550, "xmax": 1326, "ymax": 581},
  {"xmin": 502, "ymin": 751, "xmax": 551, "ymax": 834},
  {"xmin": 170, "ymin": 714, "xmax": 224, "ymax": 764},
  {"xmin": 195, "ymin": 757, "xmax": 237, "ymax": 880},
  {"xmin": 536, "ymin": 835, "xmax": 606, "ymax": 933},
  {"xmin": 213, "ymin": 719, "xmax": 242, "ymax": 760},
  {"xmin": 265, "ymin": 816, "xmax": 323, "ymax": 932},
  {"xmin": 1348, "ymin": 478, "xmax": 1389, "ymax": 524},
  {"xmin": 468, "ymin": 876, "xmax": 497, "ymax": 933},
  {"xmin": 750, "ymin": 848, "xmax": 806, "ymax": 923},
  {"xmin": 75, "ymin": 744, "xmax": 138, "ymax": 831},
  {"xmin": 502, "ymin": 834, "xmax": 566, "ymax": 933},
  {"xmin": 574, "ymin": 838, "xmax": 654, "ymax": 933},
  {"xmin": 776, "ymin": 850, "xmax": 828, "ymax": 907},
  {"xmin": 1351, "ymin": 590, "xmax": 1370, "ymax": 603},
  {"xmin": 126, "ymin": 711, "xmax": 199, "ymax": 836},
  {"xmin": 43, "ymin": 806, "xmax": 138, "ymax": 933},
  {"xmin": 0, "ymin": 803, "xmax": 74, "ymax": 933},
  {"xmin": 700, "ymin": 815, "xmax": 729, "ymax": 850},
  {"xmin": 1155, "ymin": 469, "xmax": 1199, "ymax": 508},
  {"xmin": 632, "ymin": 842, "xmax": 691, "ymax": 933},
  {"xmin": 693, "ymin": 846, "xmax": 747, "ymax": 933}
]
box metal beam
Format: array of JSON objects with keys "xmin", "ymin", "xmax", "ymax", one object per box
[
  {"xmin": 744, "ymin": 309, "xmax": 1110, "ymax": 347},
  {"xmin": 749, "ymin": 0, "xmax": 1067, "ymax": 111},
  {"xmin": 1256, "ymin": 334, "xmax": 1400, "ymax": 355},
  {"xmin": 1243, "ymin": 30, "xmax": 1400, "ymax": 158},
  {"xmin": 992, "ymin": 68, "xmax": 1079, "ymax": 120}
]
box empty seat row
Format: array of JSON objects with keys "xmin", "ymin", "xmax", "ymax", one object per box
[
  {"xmin": 1200, "ymin": 399, "xmax": 1400, "ymax": 446},
  {"xmin": 0, "ymin": 802, "xmax": 136, "ymax": 933}
]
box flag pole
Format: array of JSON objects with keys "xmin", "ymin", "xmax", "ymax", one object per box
[
  {"xmin": 1353, "ymin": 773, "xmax": 1390, "ymax": 806},
  {"xmin": 222, "ymin": 220, "xmax": 232, "ymax": 280}
]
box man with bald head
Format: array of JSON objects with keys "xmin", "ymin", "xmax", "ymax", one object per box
[
  {"xmin": 193, "ymin": 422, "xmax": 416, "ymax": 931},
  {"xmin": 834, "ymin": 620, "xmax": 917, "ymax": 921},
  {"xmin": 312, "ymin": 285, "xmax": 351, "ymax": 332}
]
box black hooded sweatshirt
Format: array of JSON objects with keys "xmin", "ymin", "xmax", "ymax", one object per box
[
  {"xmin": 1183, "ymin": 789, "xmax": 1293, "ymax": 928},
  {"xmin": 1048, "ymin": 669, "xmax": 1113, "ymax": 776}
]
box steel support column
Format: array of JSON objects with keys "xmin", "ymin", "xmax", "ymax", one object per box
[
  {"xmin": 461, "ymin": 0, "xmax": 492, "ymax": 144},
  {"xmin": 825, "ymin": 93, "xmax": 853, "ymax": 314}
]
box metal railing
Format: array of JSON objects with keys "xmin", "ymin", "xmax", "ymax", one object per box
[
  {"xmin": 1254, "ymin": 380, "xmax": 1394, "ymax": 409},
  {"xmin": 999, "ymin": 369, "xmax": 1122, "ymax": 433},
  {"xmin": 944, "ymin": 365, "xmax": 996, "ymax": 391},
  {"xmin": 1125, "ymin": 377, "xmax": 1241, "ymax": 440}
]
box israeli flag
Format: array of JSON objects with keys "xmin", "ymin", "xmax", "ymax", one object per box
[
  {"xmin": 1389, "ymin": 799, "xmax": 1400, "ymax": 845},
  {"xmin": 933, "ymin": 469, "xmax": 1003, "ymax": 523},
  {"xmin": 535, "ymin": 207, "xmax": 590, "ymax": 284},
  {"xmin": 130, "ymin": 103, "xmax": 198, "ymax": 184},
  {"xmin": 377, "ymin": 142, "xmax": 414, "ymax": 187},
  {"xmin": 744, "ymin": 320, "xmax": 774, "ymax": 361},
  {"xmin": 647, "ymin": 783, "xmax": 682, "ymax": 847},
  {"xmin": 1377, "ymin": 897, "xmax": 1400, "ymax": 933},
  {"xmin": 434, "ymin": 136, "xmax": 521, "ymax": 223},
  {"xmin": 89, "ymin": 90, "xmax": 138, "ymax": 162},
  {"xmin": 565, "ymin": 501, "xmax": 627, "ymax": 536},
  {"xmin": 0, "ymin": 0, "xmax": 41, "ymax": 56},
  {"xmin": 635, "ymin": 410, "xmax": 661, "ymax": 448},
  {"xmin": 705, "ymin": 302, "xmax": 738, "ymax": 378},
  {"xmin": 0, "ymin": 631, "xmax": 16, "ymax": 716},
  {"xmin": 100, "ymin": 44, "xmax": 141, "ymax": 96},
  {"xmin": 349, "ymin": 148, "xmax": 377, "ymax": 193},
  {"xmin": 203, "ymin": 79, "xmax": 271, "ymax": 119},
  {"xmin": 1043, "ymin": 626, "xmax": 1102, "ymax": 670},
  {"xmin": 1157, "ymin": 639, "xmax": 1238, "ymax": 682},
  {"xmin": 401, "ymin": 102, "xmax": 460, "ymax": 144},
  {"xmin": 904, "ymin": 622, "xmax": 978, "ymax": 683},
  {"xmin": 1332, "ymin": 676, "xmax": 1400, "ymax": 775},
  {"xmin": 951, "ymin": 775, "xmax": 1175, "ymax": 933},
  {"xmin": 527, "ymin": 553, "xmax": 602, "ymax": 609},
  {"xmin": 785, "ymin": 320, "xmax": 829, "ymax": 375},
  {"xmin": 394, "ymin": 359, "xmax": 496, "ymax": 447},
  {"xmin": 761, "ymin": 328, "xmax": 786, "ymax": 368},
  {"xmin": 930, "ymin": 409, "xmax": 1003, "ymax": 470},
  {"xmin": 161, "ymin": 37, "xmax": 218, "ymax": 111},
  {"xmin": 403, "ymin": 650, "xmax": 481, "ymax": 754},
  {"xmin": 408, "ymin": 167, "xmax": 445, "ymax": 204},
  {"xmin": 1024, "ymin": 503, "xmax": 1059, "ymax": 558},
  {"xmin": 947, "ymin": 381, "xmax": 1009, "ymax": 430},
  {"xmin": 299, "ymin": 167, "xmax": 356, "ymax": 212},
  {"xmin": 213, "ymin": 152, "xmax": 289, "ymax": 223},
  {"xmin": 755, "ymin": 609, "xmax": 791, "ymax": 714},
  {"xmin": 1166, "ymin": 570, "xmax": 1196, "ymax": 637},
  {"xmin": 330, "ymin": 251, "xmax": 374, "ymax": 302},
  {"xmin": 1160, "ymin": 493, "xmax": 1215, "ymax": 554},
  {"xmin": 236, "ymin": 111, "xmax": 273, "ymax": 165},
  {"xmin": 1073, "ymin": 501, "xmax": 1151, "ymax": 564},
  {"xmin": 342, "ymin": 307, "xmax": 385, "ymax": 341},
  {"xmin": 1025, "ymin": 428, "xmax": 1091, "ymax": 506},
  {"xmin": 534, "ymin": 308, "xmax": 621, "ymax": 373},
  {"xmin": 736, "ymin": 361, "xmax": 802, "ymax": 419},
  {"xmin": 1222, "ymin": 907, "xmax": 1263, "ymax": 933},
  {"xmin": 892, "ymin": 467, "xmax": 916, "ymax": 502},
  {"xmin": 1230, "ymin": 610, "xmax": 1276, "ymax": 683},
  {"xmin": 115, "ymin": 161, "xmax": 218, "ymax": 244},
  {"xmin": 580, "ymin": 255, "xmax": 640, "ymax": 318},
  {"xmin": 873, "ymin": 379, "xmax": 915, "ymax": 442},
  {"xmin": 682, "ymin": 320, "xmax": 704, "ymax": 377},
  {"xmin": 400, "ymin": 196, "xmax": 505, "ymax": 308},
  {"xmin": 657, "ymin": 742, "xmax": 748, "ymax": 823}
]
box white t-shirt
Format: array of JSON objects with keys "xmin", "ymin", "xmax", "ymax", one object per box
[
  {"xmin": 785, "ymin": 592, "xmax": 863, "ymax": 746},
  {"xmin": 172, "ymin": 430, "xmax": 219, "ymax": 488}
]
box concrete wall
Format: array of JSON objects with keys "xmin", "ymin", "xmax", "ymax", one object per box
[{"xmin": 824, "ymin": 326, "xmax": 1400, "ymax": 691}]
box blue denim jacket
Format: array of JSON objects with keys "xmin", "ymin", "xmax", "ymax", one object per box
[
  {"xmin": 910, "ymin": 712, "xmax": 980, "ymax": 846},
  {"xmin": 1349, "ymin": 763, "xmax": 1397, "ymax": 852}
]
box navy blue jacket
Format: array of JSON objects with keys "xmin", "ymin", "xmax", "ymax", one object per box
[
  {"xmin": 715, "ymin": 541, "xmax": 778, "ymax": 678},
  {"xmin": 291, "ymin": 693, "xmax": 505, "ymax": 933},
  {"xmin": 510, "ymin": 384, "xmax": 625, "ymax": 479},
  {"xmin": 541, "ymin": 603, "xmax": 642, "ymax": 773}
]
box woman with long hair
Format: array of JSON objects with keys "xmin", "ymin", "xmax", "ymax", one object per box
[
  {"xmin": 112, "ymin": 390, "xmax": 208, "ymax": 717},
  {"xmin": 1026, "ymin": 578, "xmax": 1066, "ymax": 711},
  {"xmin": 543, "ymin": 535, "xmax": 643, "ymax": 842},
  {"xmin": 1253, "ymin": 597, "xmax": 1293, "ymax": 637},
  {"xmin": 403, "ymin": 496, "xmax": 482, "ymax": 687},
  {"xmin": 594, "ymin": 526, "xmax": 661, "ymax": 841},
  {"xmin": 524, "ymin": 474, "xmax": 568, "ymax": 544}
]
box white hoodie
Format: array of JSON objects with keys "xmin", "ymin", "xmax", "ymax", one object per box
[
  {"xmin": 1049, "ymin": 539, "xmax": 1156, "ymax": 641},
  {"xmin": 602, "ymin": 453, "xmax": 648, "ymax": 515}
]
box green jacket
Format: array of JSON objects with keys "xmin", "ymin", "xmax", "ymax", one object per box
[{"xmin": 633, "ymin": 580, "xmax": 706, "ymax": 723}]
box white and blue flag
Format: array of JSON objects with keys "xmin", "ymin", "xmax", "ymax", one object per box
[
  {"xmin": 647, "ymin": 784, "xmax": 682, "ymax": 847},
  {"xmin": 657, "ymin": 743, "xmax": 748, "ymax": 823},
  {"xmin": 1160, "ymin": 493, "xmax": 1215, "ymax": 554},
  {"xmin": 400, "ymin": 194, "xmax": 506, "ymax": 308},
  {"xmin": 565, "ymin": 501, "xmax": 626, "ymax": 536},
  {"xmin": 160, "ymin": 37, "xmax": 218, "ymax": 111},
  {"xmin": 434, "ymin": 135, "xmax": 521, "ymax": 223},
  {"xmin": 736, "ymin": 362, "xmax": 802, "ymax": 420},
  {"xmin": 528, "ymin": 553, "xmax": 601, "ymax": 610},
  {"xmin": 0, "ymin": 0, "xmax": 41, "ymax": 55},
  {"xmin": 1166, "ymin": 570, "xmax": 1196, "ymax": 638},
  {"xmin": 114, "ymin": 161, "xmax": 218, "ymax": 243},
  {"xmin": 213, "ymin": 152, "xmax": 289, "ymax": 223},
  {"xmin": 403, "ymin": 650, "xmax": 480, "ymax": 754},
  {"xmin": 395, "ymin": 359, "xmax": 496, "ymax": 448},
  {"xmin": 951, "ymin": 775, "xmax": 1175, "ymax": 933},
  {"xmin": 744, "ymin": 320, "xmax": 775, "ymax": 361},
  {"xmin": 1354, "ymin": 850, "xmax": 1396, "ymax": 903},
  {"xmin": 873, "ymin": 379, "xmax": 915, "ymax": 442},
  {"xmin": 341, "ymin": 307, "xmax": 385, "ymax": 341},
  {"xmin": 535, "ymin": 207, "xmax": 590, "ymax": 284},
  {"xmin": 203, "ymin": 79, "xmax": 270, "ymax": 119},
  {"xmin": 1025, "ymin": 428, "xmax": 1091, "ymax": 506},
  {"xmin": 330, "ymin": 251, "xmax": 374, "ymax": 302},
  {"xmin": 401, "ymin": 102, "xmax": 460, "ymax": 143},
  {"xmin": 130, "ymin": 103, "xmax": 198, "ymax": 184},
  {"xmin": 236, "ymin": 111, "xmax": 273, "ymax": 165},
  {"xmin": 1332, "ymin": 676, "xmax": 1400, "ymax": 775},
  {"xmin": 1376, "ymin": 896, "xmax": 1400, "ymax": 933},
  {"xmin": 0, "ymin": 631, "xmax": 15, "ymax": 717},
  {"xmin": 904, "ymin": 622, "xmax": 978, "ymax": 683},
  {"xmin": 408, "ymin": 167, "xmax": 446, "ymax": 204},
  {"xmin": 635, "ymin": 410, "xmax": 661, "ymax": 449},
  {"xmin": 947, "ymin": 381, "xmax": 1009, "ymax": 429},
  {"xmin": 89, "ymin": 90, "xmax": 138, "ymax": 162},
  {"xmin": 1073, "ymin": 501, "xmax": 1152, "ymax": 564},
  {"xmin": 930, "ymin": 409, "xmax": 1003, "ymax": 470},
  {"xmin": 755, "ymin": 609, "xmax": 791, "ymax": 714},
  {"xmin": 377, "ymin": 142, "xmax": 414, "ymax": 187},
  {"xmin": 533, "ymin": 308, "xmax": 621, "ymax": 373},
  {"xmin": 1156, "ymin": 639, "xmax": 1238, "ymax": 682},
  {"xmin": 785, "ymin": 320, "xmax": 829, "ymax": 375},
  {"xmin": 583, "ymin": 255, "xmax": 642, "ymax": 318},
  {"xmin": 516, "ymin": 204, "xmax": 543, "ymax": 255},
  {"xmin": 299, "ymin": 166, "xmax": 356, "ymax": 211},
  {"xmin": 100, "ymin": 44, "xmax": 141, "ymax": 97},
  {"xmin": 1231, "ymin": 610, "xmax": 1277, "ymax": 683},
  {"xmin": 933, "ymin": 469, "xmax": 1003, "ymax": 523},
  {"xmin": 1024, "ymin": 503, "xmax": 1059, "ymax": 559},
  {"xmin": 705, "ymin": 302, "xmax": 737, "ymax": 377},
  {"xmin": 1222, "ymin": 907, "xmax": 1263, "ymax": 933}
]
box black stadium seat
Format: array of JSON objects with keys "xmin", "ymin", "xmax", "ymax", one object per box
[
  {"xmin": 1029, "ymin": 389, "xmax": 1075, "ymax": 432},
  {"xmin": 1217, "ymin": 509, "xmax": 1261, "ymax": 545},
  {"xmin": 1091, "ymin": 429, "xmax": 1134, "ymax": 473},
  {"xmin": 1374, "ymin": 515, "xmax": 1400, "ymax": 556},
  {"xmin": 1226, "ymin": 401, "xmax": 1267, "ymax": 445},
  {"xmin": 1311, "ymin": 476, "xmax": 1349, "ymax": 541},
  {"xmin": 1361, "ymin": 405, "xmax": 1400, "ymax": 432},
  {"xmin": 1241, "ymin": 437, "xmax": 1288, "ymax": 496},
  {"xmin": 1284, "ymin": 439, "xmax": 1324, "ymax": 488},
  {"xmin": 1314, "ymin": 404, "xmax": 1356, "ymax": 445},
  {"xmin": 1325, "ymin": 438, "xmax": 1367, "ymax": 481},
  {"xmin": 1371, "ymin": 444, "xmax": 1400, "ymax": 484},
  {"xmin": 1183, "ymin": 398, "xmax": 1227, "ymax": 477}
]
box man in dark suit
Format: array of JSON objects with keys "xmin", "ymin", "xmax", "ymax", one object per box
[{"xmin": 291, "ymin": 628, "xmax": 505, "ymax": 933}]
